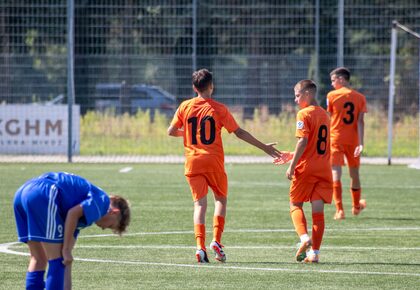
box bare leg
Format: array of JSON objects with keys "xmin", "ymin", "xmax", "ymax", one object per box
[
  {"xmin": 27, "ymin": 241, "xmax": 48, "ymax": 272},
  {"xmin": 193, "ymin": 196, "xmax": 207, "ymax": 225},
  {"xmin": 349, "ymin": 167, "xmax": 361, "ymax": 189},
  {"xmin": 213, "ymin": 195, "xmax": 227, "ymax": 217}
]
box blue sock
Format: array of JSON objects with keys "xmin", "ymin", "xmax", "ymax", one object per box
[
  {"xmin": 26, "ymin": 270, "xmax": 45, "ymax": 290},
  {"xmin": 45, "ymin": 258, "xmax": 65, "ymax": 290}
]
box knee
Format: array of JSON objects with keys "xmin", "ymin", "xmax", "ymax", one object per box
[
  {"xmin": 30, "ymin": 255, "xmax": 48, "ymax": 269},
  {"xmin": 290, "ymin": 205, "xmax": 302, "ymax": 214}
]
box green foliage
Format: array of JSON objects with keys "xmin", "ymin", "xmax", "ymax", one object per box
[{"xmin": 80, "ymin": 109, "xmax": 418, "ymax": 156}]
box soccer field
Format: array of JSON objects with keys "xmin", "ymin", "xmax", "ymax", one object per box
[{"xmin": 0, "ymin": 163, "xmax": 419, "ymax": 289}]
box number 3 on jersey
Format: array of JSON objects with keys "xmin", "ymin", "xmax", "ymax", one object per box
[
  {"xmin": 343, "ymin": 101, "xmax": 355, "ymax": 124},
  {"xmin": 188, "ymin": 116, "xmax": 216, "ymax": 145}
]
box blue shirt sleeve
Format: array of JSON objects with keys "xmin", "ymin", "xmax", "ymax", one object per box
[{"xmin": 77, "ymin": 185, "xmax": 110, "ymax": 229}]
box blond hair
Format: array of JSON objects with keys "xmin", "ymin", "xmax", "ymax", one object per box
[{"xmin": 295, "ymin": 79, "xmax": 317, "ymax": 96}]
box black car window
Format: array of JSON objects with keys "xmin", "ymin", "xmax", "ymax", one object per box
[{"xmin": 131, "ymin": 89, "xmax": 151, "ymax": 99}]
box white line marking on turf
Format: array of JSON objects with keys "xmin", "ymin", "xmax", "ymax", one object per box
[
  {"xmin": 2, "ymin": 243, "xmax": 418, "ymax": 277},
  {"xmin": 119, "ymin": 167, "xmax": 133, "ymax": 173},
  {"xmin": 79, "ymin": 226, "xmax": 420, "ymax": 238},
  {"xmin": 8, "ymin": 243, "xmax": 420, "ymax": 251},
  {"xmin": 2, "ymin": 241, "xmax": 420, "ymax": 277}
]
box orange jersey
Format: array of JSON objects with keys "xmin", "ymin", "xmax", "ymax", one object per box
[
  {"xmin": 327, "ymin": 87, "xmax": 367, "ymax": 145},
  {"xmin": 171, "ymin": 96, "xmax": 239, "ymax": 175},
  {"xmin": 294, "ymin": 105, "xmax": 332, "ymax": 184}
]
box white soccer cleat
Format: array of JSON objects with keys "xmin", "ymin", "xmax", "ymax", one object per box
[
  {"xmin": 195, "ymin": 249, "xmax": 209, "ymax": 263},
  {"xmin": 210, "ymin": 241, "xmax": 226, "ymax": 262}
]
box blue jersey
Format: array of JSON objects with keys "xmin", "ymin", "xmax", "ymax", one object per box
[{"xmin": 13, "ymin": 172, "xmax": 110, "ymax": 243}]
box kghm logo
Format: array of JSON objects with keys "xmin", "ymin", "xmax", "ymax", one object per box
[{"xmin": 0, "ymin": 119, "xmax": 62, "ymax": 136}]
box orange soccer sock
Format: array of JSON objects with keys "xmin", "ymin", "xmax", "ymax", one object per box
[
  {"xmin": 213, "ymin": 215, "xmax": 225, "ymax": 244},
  {"xmin": 194, "ymin": 224, "xmax": 206, "ymax": 250},
  {"xmin": 311, "ymin": 212, "xmax": 325, "ymax": 251},
  {"xmin": 351, "ymin": 188, "xmax": 362, "ymax": 208},
  {"xmin": 290, "ymin": 206, "xmax": 308, "ymax": 237},
  {"xmin": 333, "ymin": 181, "xmax": 343, "ymax": 211}
]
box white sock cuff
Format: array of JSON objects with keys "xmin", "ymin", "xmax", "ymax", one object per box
[{"xmin": 299, "ymin": 234, "xmax": 310, "ymax": 243}]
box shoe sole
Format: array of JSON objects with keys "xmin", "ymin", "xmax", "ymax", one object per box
[
  {"xmin": 296, "ymin": 240, "xmax": 312, "ymax": 262},
  {"xmin": 304, "ymin": 257, "xmax": 319, "ymax": 263}
]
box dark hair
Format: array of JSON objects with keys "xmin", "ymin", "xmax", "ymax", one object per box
[
  {"xmin": 295, "ymin": 79, "xmax": 317, "ymax": 96},
  {"xmin": 330, "ymin": 67, "xmax": 350, "ymax": 81},
  {"xmin": 110, "ymin": 195, "xmax": 131, "ymax": 235},
  {"xmin": 192, "ymin": 69, "xmax": 213, "ymax": 92}
]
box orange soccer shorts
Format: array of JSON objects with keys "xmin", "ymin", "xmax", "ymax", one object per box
[
  {"xmin": 185, "ymin": 172, "xmax": 228, "ymax": 201},
  {"xmin": 331, "ymin": 143, "xmax": 360, "ymax": 168},
  {"xmin": 289, "ymin": 178, "xmax": 333, "ymax": 204}
]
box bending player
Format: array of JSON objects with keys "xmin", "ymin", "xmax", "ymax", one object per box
[{"xmin": 13, "ymin": 172, "xmax": 131, "ymax": 290}]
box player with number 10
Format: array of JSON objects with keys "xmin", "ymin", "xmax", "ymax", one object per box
[{"xmin": 167, "ymin": 68, "xmax": 281, "ymax": 263}]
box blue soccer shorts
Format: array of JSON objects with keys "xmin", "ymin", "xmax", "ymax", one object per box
[{"xmin": 13, "ymin": 179, "xmax": 65, "ymax": 243}]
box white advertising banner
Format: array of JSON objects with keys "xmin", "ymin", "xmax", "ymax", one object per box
[{"xmin": 0, "ymin": 105, "xmax": 80, "ymax": 154}]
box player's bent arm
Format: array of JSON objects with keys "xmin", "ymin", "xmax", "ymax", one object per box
[
  {"xmin": 286, "ymin": 137, "xmax": 307, "ymax": 180},
  {"xmin": 233, "ymin": 127, "xmax": 281, "ymax": 158},
  {"xmin": 62, "ymin": 205, "xmax": 83, "ymax": 266},
  {"xmin": 64, "ymin": 236, "xmax": 76, "ymax": 290},
  {"xmin": 167, "ymin": 125, "xmax": 184, "ymax": 137}
]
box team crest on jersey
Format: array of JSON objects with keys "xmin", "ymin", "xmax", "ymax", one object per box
[{"xmin": 296, "ymin": 121, "xmax": 304, "ymax": 130}]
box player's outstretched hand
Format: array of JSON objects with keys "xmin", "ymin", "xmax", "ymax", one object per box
[
  {"xmin": 354, "ymin": 145, "xmax": 363, "ymax": 157},
  {"xmin": 273, "ymin": 151, "xmax": 294, "ymax": 165},
  {"xmin": 62, "ymin": 248, "xmax": 74, "ymax": 266},
  {"xmin": 264, "ymin": 142, "xmax": 282, "ymax": 158}
]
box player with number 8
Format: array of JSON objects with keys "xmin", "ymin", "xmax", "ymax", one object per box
[{"xmin": 286, "ymin": 79, "xmax": 333, "ymax": 263}]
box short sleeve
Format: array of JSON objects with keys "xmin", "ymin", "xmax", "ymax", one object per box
[
  {"xmin": 79, "ymin": 186, "xmax": 110, "ymax": 227},
  {"xmin": 295, "ymin": 110, "xmax": 309, "ymax": 138},
  {"xmin": 170, "ymin": 105, "xmax": 184, "ymax": 128},
  {"xmin": 326, "ymin": 94, "xmax": 333, "ymax": 113},
  {"xmin": 221, "ymin": 107, "xmax": 239, "ymax": 133},
  {"xmin": 360, "ymin": 94, "xmax": 368, "ymax": 113}
]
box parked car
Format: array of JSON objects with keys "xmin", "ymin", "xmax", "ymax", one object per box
[{"xmin": 94, "ymin": 83, "xmax": 176, "ymax": 118}]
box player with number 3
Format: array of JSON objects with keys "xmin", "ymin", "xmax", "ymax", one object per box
[
  {"xmin": 167, "ymin": 69, "xmax": 281, "ymax": 263},
  {"xmin": 327, "ymin": 67, "xmax": 367, "ymax": 220}
]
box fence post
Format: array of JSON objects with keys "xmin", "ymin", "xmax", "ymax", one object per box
[
  {"xmin": 67, "ymin": 0, "xmax": 75, "ymax": 162},
  {"xmin": 192, "ymin": 0, "xmax": 197, "ymax": 72},
  {"xmin": 387, "ymin": 21, "xmax": 398, "ymax": 165},
  {"xmin": 337, "ymin": 0, "xmax": 344, "ymax": 67}
]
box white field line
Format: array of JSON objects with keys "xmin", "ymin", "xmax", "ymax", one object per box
[
  {"xmin": 79, "ymin": 226, "xmax": 420, "ymax": 238},
  {"xmin": 1, "ymin": 242, "xmax": 419, "ymax": 277},
  {"xmin": 119, "ymin": 167, "xmax": 133, "ymax": 173},
  {"xmin": 16, "ymin": 244, "xmax": 420, "ymax": 251}
]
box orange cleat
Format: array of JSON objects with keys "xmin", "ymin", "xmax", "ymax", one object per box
[
  {"xmin": 352, "ymin": 199, "xmax": 367, "ymax": 216},
  {"xmin": 333, "ymin": 210, "xmax": 345, "ymax": 220}
]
